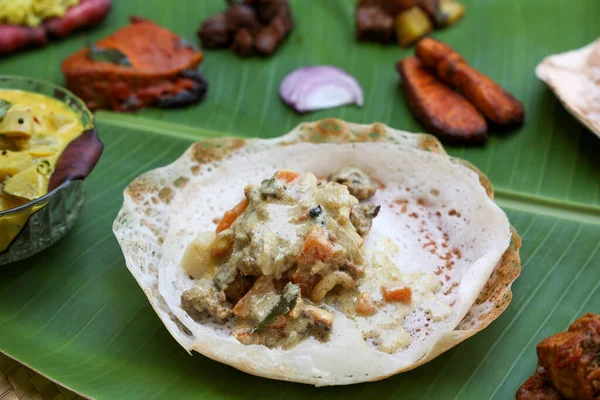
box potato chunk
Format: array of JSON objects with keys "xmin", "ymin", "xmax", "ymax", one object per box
[
  {"xmin": 0, "ymin": 106, "xmax": 35, "ymax": 137},
  {"xmin": 435, "ymin": 0, "xmax": 465, "ymax": 27},
  {"xmin": 3, "ymin": 165, "xmax": 45, "ymax": 200},
  {"xmin": 0, "ymin": 150, "xmax": 34, "ymax": 180},
  {"xmin": 395, "ymin": 7, "xmax": 433, "ymax": 47},
  {"xmin": 181, "ymin": 232, "xmax": 217, "ymax": 279}
]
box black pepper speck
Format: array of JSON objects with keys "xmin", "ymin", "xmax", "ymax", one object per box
[{"xmin": 310, "ymin": 205, "xmax": 323, "ymax": 218}]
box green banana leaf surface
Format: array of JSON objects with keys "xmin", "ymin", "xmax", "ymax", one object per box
[{"xmin": 0, "ymin": 0, "xmax": 599, "ymax": 399}]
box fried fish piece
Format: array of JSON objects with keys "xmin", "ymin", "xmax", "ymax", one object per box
[
  {"xmin": 517, "ymin": 313, "xmax": 600, "ymax": 400},
  {"xmin": 62, "ymin": 17, "xmax": 206, "ymax": 112},
  {"xmin": 397, "ymin": 57, "xmax": 487, "ymax": 144},
  {"xmin": 416, "ymin": 37, "xmax": 525, "ymax": 126}
]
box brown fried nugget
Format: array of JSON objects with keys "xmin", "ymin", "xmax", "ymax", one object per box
[
  {"xmin": 397, "ymin": 57, "xmax": 487, "ymax": 144},
  {"xmin": 416, "ymin": 37, "xmax": 525, "ymax": 126}
]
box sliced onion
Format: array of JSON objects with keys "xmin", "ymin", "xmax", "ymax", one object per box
[{"xmin": 280, "ymin": 66, "xmax": 364, "ymax": 113}]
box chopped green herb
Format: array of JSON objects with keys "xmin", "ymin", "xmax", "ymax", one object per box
[
  {"xmin": 37, "ymin": 160, "xmax": 53, "ymax": 176},
  {"xmin": 254, "ymin": 283, "xmax": 300, "ymax": 331},
  {"xmin": 179, "ymin": 38, "xmax": 199, "ymax": 50},
  {"xmin": 0, "ymin": 99, "xmax": 12, "ymax": 119},
  {"xmin": 87, "ymin": 39, "xmax": 132, "ymax": 67}
]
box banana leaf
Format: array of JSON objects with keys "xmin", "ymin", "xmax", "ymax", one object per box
[{"xmin": 0, "ymin": 0, "xmax": 599, "ymax": 399}]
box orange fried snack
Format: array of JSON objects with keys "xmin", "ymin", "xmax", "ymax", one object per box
[
  {"xmin": 397, "ymin": 57, "xmax": 487, "ymax": 144},
  {"xmin": 416, "ymin": 37, "xmax": 525, "ymax": 126},
  {"xmin": 62, "ymin": 17, "xmax": 206, "ymax": 112}
]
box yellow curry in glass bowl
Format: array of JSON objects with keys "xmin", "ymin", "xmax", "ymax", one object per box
[
  {"xmin": 0, "ymin": 90, "xmax": 84, "ymax": 211},
  {"xmin": 0, "ymin": 76, "xmax": 103, "ymax": 265}
]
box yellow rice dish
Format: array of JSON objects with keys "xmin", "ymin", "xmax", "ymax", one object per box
[{"xmin": 0, "ymin": 0, "xmax": 79, "ymax": 27}]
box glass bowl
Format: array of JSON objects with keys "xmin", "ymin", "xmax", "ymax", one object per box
[{"xmin": 0, "ymin": 75, "xmax": 101, "ymax": 265}]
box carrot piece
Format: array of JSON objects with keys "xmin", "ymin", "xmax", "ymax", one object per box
[
  {"xmin": 356, "ymin": 291, "xmax": 377, "ymax": 316},
  {"xmin": 216, "ymin": 198, "xmax": 248, "ymax": 233},
  {"xmin": 381, "ymin": 286, "xmax": 412, "ymax": 304},
  {"xmin": 274, "ymin": 170, "xmax": 300, "ymax": 183},
  {"xmin": 300, "ymin": 226, "xmax": 334, "ymax": 264}
]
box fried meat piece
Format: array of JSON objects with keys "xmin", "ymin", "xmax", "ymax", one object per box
[
  {"xmin": 61, "ymin": 17, "xmax": 206, "ymax": 112},
  {"xmin": 517, "ymin": 313, "xmax": 600, "ymax": 400},
  {"xmin": 397, "ymin": 57, "xmax": 487, "ymax": 144},
  {"xmin": 416, "ymin": 37, "xmax": 525, "ymax": 126},
  {"xmin": 516, "ymin": 367, "xmax": 565, "ymax": 400},
  {"xmin": 198, "ymin": 0, "xmax": 294, "ymax": 57},
  {"xmin": 355, "ymin": 6, "xmax": 394, "ymax": 44}
]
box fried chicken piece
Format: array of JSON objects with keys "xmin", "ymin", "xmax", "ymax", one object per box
[
  {"xmin": 397, "ymin": 57, "xmax": 488, "ymax": 144},
  {"xmin": 416, "ymin": 37, "xmax": 525, "ymax": 126},
  {"xmin": 518, "ymin": 313, "xmax": 600, "ymax": 400},
  {"xmin": 516, "ymin": 366, "xmax": 565, "ymax": 400}
]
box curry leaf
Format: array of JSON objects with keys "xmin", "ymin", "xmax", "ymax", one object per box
[
  {"xmin": 0, "ymin": 99, "xmax": 12, "ymax": 119},
  {"xmin": 87, "ymin": 39, "xmax": 132, "ymax": 66},
  {"xmin": 255, "ymin": 283, "xmax": 300, "ymax": 331},
  {"xmin": 179, "ymin": 38, "xmax": 199, "ymax": 50}
]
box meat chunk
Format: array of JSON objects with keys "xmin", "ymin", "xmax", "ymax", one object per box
[
  {"xmin": 358, "ymin": 0, "xmax": 416, "ymax": 15},
  {"xmin": 232, "ymin": 276, "xmax": 280, "ymax": 323},
  {"xmin": 198, "ymin": 0, "xmax": 294, "ymax": 57},
  {"xmin": 516, "ymin": 367, "xmax": 564, "ymax": 400},
  {"xmin": 415, "ymin": 37, "xmax": 525, "ymax": 126},
  {"xmin": 329, "ymin": 166, "xmax": 377, "ymax": 200},
  {"xmin": 356, "ymin": 6, "xmax": 394, "ymax": 44},
  {"xmin": 232, "ymin": 28, "xmax": 255, "ymax": 57},
  {"xmin": 197, "ymin": 13, "xmax": 230, "ymax": 49},
  {"xmin": 518, "ymin": 313, "xmax": 600, "ymax": 400},
  {"xmin": 397, "ymin": 57, "xmax": 488, "ymax": 144},
  {"xmin": 350, "ymin": 203, "xmax": 381, "ymax": 237},
  {"xmin": 61, "ymin": 18, "xmax": 205, "ymax": 111},
  {"xmin": 537, "ymin": 313, "xmax": 600, "ymax": 400},
  {"xmin": 181, "ymin": 279, "xmax": 232, "ymax": 319},
  {"xmin": 233, "ymin": 301, "xmax": 333, "ymax": 348}
]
